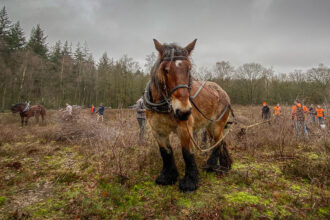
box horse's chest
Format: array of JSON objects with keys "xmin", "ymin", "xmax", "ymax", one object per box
[{"xmin": 146, "ymin": 111, "xmax": 177, "ymax": 134}]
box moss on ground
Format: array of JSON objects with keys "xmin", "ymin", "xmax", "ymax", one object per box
[{"xmin": 0, "ymin": 115, "xmax": 329, "ymax": 219}]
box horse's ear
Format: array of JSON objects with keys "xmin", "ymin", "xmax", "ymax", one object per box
[
  {"xmin": 185, "ymin": 39, "xmax": 197, "ymax": 55},
  {"xmin": 153, "ymin": 39, "xmax": 163, "ymax": 54}
]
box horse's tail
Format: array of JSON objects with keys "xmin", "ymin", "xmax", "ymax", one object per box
[{"xmin": 224, "ymin": 105, "xmax": 235, "ymax": 129}]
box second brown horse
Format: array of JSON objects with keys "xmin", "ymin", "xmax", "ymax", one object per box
[{"xmin": 11, "ymin": 103, "xmax": 46, "ymax": 127}]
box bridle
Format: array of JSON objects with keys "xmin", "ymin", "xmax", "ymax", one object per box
[
  {"xmin": 144, "ymin": 49, "xmax": 229, "ymax": 123},
  {"xmin": 160, "ymin": 49, "xmax": 192, "ymax": 109},
  {"xmin": 144, "ymin": 48, "xmax": 192, "ymax": 113}
]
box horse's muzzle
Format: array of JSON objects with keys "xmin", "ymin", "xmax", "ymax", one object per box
[{"xmin": 174, "ymin": 108, "xmax": 192, "ymax": 121}]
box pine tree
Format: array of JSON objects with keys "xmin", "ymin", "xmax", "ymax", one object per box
[
  {"xmin": 62, "ymin": 40, "xmax": 71, "ymax": 56},
  {"xmin": 0, "ymin": 6, "xmax": 11, "ymax": 37},
  {"xmin": 7, "ymin": 21, "xmax": 26, "ymax": 50},
  {"xmin": 74, "ymin": 42, "xmax": 85, "ymax": 63},
  {"xmin": 27, "ymin": 24, "xmax": 48, "ymax": 57},
  {"xmin": 50, "ymin": 40, "xmax": 62, "ymax": 63}
]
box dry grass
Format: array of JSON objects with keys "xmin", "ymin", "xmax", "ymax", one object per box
[{"xmin": 0, "ymin": 106, "xmax": 329, "ymax": 219}]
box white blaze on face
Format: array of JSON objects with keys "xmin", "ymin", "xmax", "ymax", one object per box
[
  {"xmin": 175, "ymin": 60, "xmax": 182, "ymax": 67},
  {"xmin": 171, "ymin": 97, "xmax": 192, "ymax": 113}
]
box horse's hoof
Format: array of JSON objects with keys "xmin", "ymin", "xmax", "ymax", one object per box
[
  {"xmin": 179, "ymin": 176, "xmax": 198, "ymax": 192},
  {"xmin": 155, "ymin": 170, "xmax": 178, "ymax": 185}
]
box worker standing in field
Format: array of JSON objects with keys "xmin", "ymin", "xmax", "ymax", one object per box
[
  {"xmin": 273, "ymin": 103, "xmax": 281, "ymax": 123},
  {"xmin": 65, "ymin": 103, "xmax": 72, "ymax": 115},
  {"xmin": 262, "ymin": 102, "xmax": 270, "ymax": 120},
  {"xmin": 308, "ymin": 104, "xmax": 316, "ymax": 125},
  {"xmin": 315, "ymin": 105, "xmax": 325, "ymax": 126},
  {"xmin": 292, "ymin": 100, "xmax": 309, "ymax": 140},
  {"xmin": 96, "ymin": 103, "xmax": 105, "ymax": 122},
  {"xmin": 90, "ymin": 104, "xmax": 95, "ymax": 114},
  {"xmin": 61, "ymin": 103, "xmax": 73, "ymax": 121},
  {"xmin": 136, "ymin": 95, "xmax": 146, "ymax": 142}
]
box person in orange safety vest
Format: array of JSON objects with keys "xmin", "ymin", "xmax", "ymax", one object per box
[
  {"xmin": 315, "ymin": 105, "xmax": 325, "ymax": 126},
  {"xmin": 273, "ymin": 103, "xmax": 281, "ymax": 123},
  {"xmin": 90, "ymin": 104, "xmax": 95, "ymax": 114},
  {"xmin": 273, "ymin": 103, "xmax": 281, "ymax": 115}
]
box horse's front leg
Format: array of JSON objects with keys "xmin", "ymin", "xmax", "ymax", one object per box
[
  {"xmin": 177, "ymin": 122, "xmax": 199, "ymax": 192},
  {"xmin": 154, "ymin": 133, "xmax": 178, "ymax": 185},
  {"xmin": 21, "ymin": 116, "xmax": 24, "ymax": 127},
  {"xmin": 25, "ymin": 118, "xmax": 28, "ymax": 126}
]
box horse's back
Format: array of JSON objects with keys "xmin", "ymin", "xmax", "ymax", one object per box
[
  {"xmin": 31, "ymin": 105, "xmax": 46, "ymax": 115},
  {"xmin": 190, "ymin": 80, "xmax": 231, "ymax": 130},
  {"xmin": 198, "ymin": 81, "xmax": 230, "ymax": 103}
]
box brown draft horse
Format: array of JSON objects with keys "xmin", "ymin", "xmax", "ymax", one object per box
[
  {"xmin": 11, "ymin": 103, "xmax": 46, "ymax": 127},
  {"xmin": 144, "ymin": 39, "xmax": 233, "ymax": 192}
]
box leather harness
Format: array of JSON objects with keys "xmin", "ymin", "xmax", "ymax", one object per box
[{"xmin": 143, "ymin": 50, "xmax": 229, "ymax": 122}]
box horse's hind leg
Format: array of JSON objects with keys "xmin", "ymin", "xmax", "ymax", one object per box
[
  {"xmin": 35, "ymin": 114, "xmax": 39, "ymax": 125},
  {"xmin": 206, "ymin": 144, "xmax": 220, "ymax": 172},
  {"xmin": 154, "ymin": 133, "xmax": 178, "ymax": 185},
  {"xmin": 207, "ymin": 112, "xmax": 232, "ymax": 172},
  {"xmin": 41, "ymin": 114, "xmax": 45, "ymax": 125},
  {"xmin": 218, "ymin": 141, "xmax": 232, "ymax": 171}
]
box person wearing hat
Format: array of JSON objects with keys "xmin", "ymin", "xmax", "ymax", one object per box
[
  {"xmin": 262, "ymin": 102, "xmax": 270, "ymax": 120},
  {"xmin": 273, "ymin": 103, "xmax": 281, "ymax": 123},
  {"xmin": 292, "ymin": 100, "xmax": 309, "ymax": 140}
]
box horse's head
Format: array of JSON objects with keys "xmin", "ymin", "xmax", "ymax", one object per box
[
  {"xmin": 153, "ymin": 39, "xmax": 197, "ymax": 121},
  {"xmin": 11, "ymin": 103, "xmax": 24, "ymax": 113}
]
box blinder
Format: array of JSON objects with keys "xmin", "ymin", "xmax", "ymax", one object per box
[{"xmin": 143, "ymin": 50, "xmax": 192, "ymax": 113}]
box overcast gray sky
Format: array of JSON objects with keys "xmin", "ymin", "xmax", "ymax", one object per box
[{"xmin": 2, "ymin": 0, "xmax": 330, "ymax": 73}]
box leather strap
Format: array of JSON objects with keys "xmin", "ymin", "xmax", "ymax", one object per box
[
  {"xmin": 190, "ymin": 81, "xmax": 206, "ymax": 99},
  {"xmin": 169, "ymin": 84, "xmax": 190, "ymax": 95},
  {"xmin": 161, "ymin": 56, "xmax": 188, "ymax": 61},
  {"xmin": 190, "ymin": 98, "xmax": 229, "ymax": 122}
]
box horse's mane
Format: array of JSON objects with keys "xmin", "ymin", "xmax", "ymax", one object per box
[
  {"xmin": 12, "ymin": 103, "xmax": 26, "ymax": 108},
  {"xmin": 151, "ymin": 43, "xmax": 189, "ymax": 96}
]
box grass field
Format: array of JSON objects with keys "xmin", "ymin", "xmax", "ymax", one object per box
[{"xmin": 0, "ymin": 106, "xmax": 329, "ymax": 219}]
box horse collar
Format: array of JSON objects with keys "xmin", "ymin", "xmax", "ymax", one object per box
[{"xmin": 143, "ymin": 79, "xmax": 204, "ymax": 114}]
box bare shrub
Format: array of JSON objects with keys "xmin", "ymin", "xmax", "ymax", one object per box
[
  {"xmin": 0, "ymin": 113, "xmax": 19, "ymax": 125},
  {"xmin": 0, "ymin": 125, "xmax": 25, "ymax": 146},
  {"xmin": 227, "ymin": 106, "xmax": 300, "ymax": 158},
  {"xmin": 53, "ymin": 109, "xmax": 159, "ymax": 183}
]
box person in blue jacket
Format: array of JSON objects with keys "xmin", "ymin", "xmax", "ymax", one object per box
[{"xmin": 96, "ymin": 103, "xmax": 105, "ymax": 122}]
